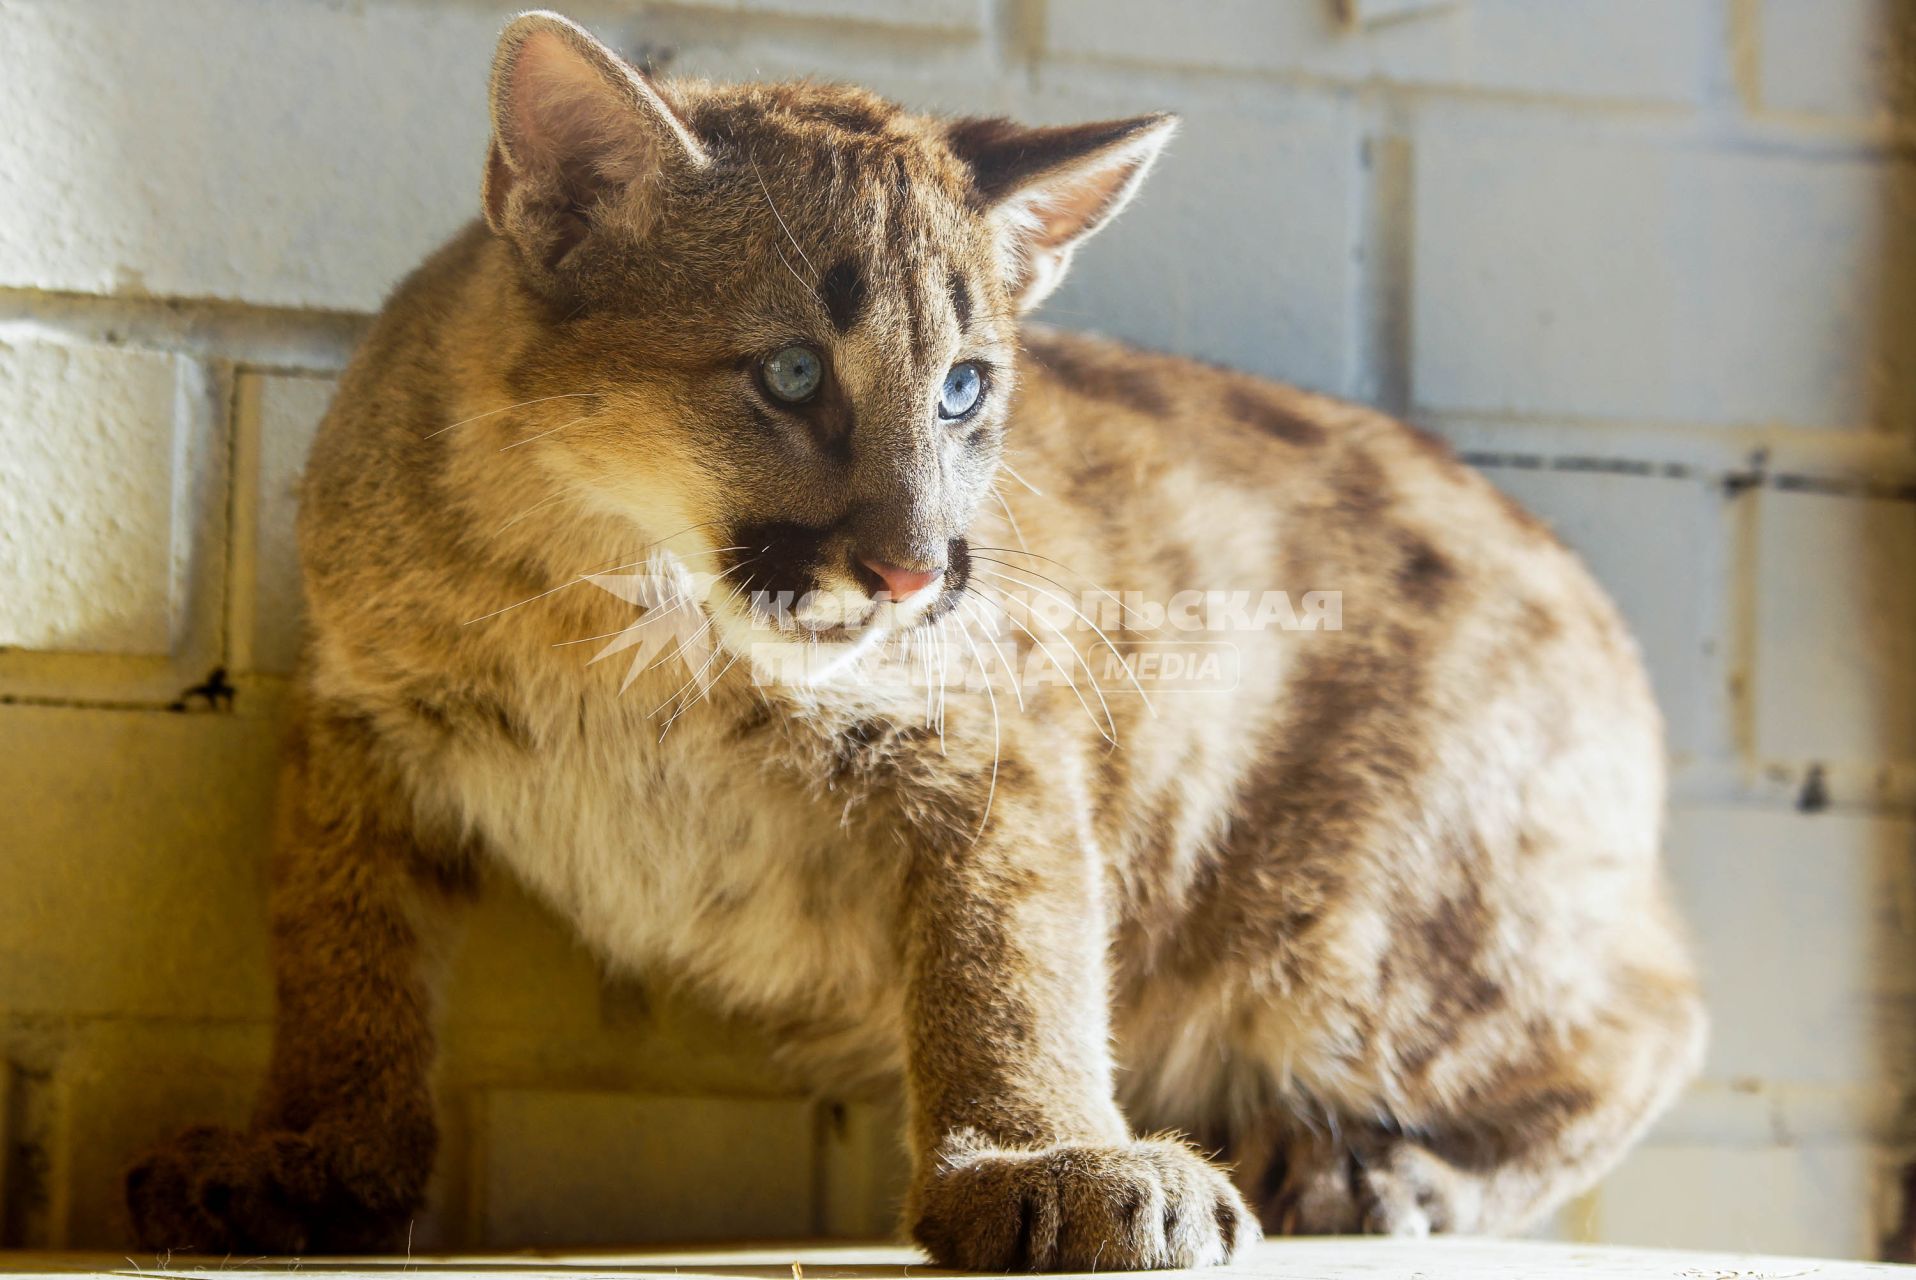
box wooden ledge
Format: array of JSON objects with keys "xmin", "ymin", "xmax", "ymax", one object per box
[{"xmin": 1, "ymin": 1240, "xmax": 1908, "ymax": 1280}]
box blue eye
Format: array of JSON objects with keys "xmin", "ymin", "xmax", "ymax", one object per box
[
  {"xmin": 939, "ymin": 361, "xmax": 984, "ymax": 420},
  {"xmin": 762, "ymin": 345, "xmax": 823, "ymax": 403}
]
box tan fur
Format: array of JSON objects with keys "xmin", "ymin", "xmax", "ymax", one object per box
[{"xmin": 127, "ymin": 11, "xmax": 1703, "ymax": 1268}]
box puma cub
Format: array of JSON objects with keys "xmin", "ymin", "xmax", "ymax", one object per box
[{"xmin": 128, "ymin": 10, "xmax": 1704, "ymax": 1269}]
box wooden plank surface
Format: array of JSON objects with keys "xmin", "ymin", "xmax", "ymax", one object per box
[{"xmin": 1, "ymin": 1240, "xmax": 1910, "ymax": 1279}]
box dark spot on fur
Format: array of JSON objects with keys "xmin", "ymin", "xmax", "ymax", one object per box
[
  {"xmin": 1448, "ymin": 973, "xmax": 1507, "ymax": 1018},
  {"xmin": 1153, "ymin": 544, "xmax": 1202, "ymax": 618},
  {"xmin": 732, "ymin": 702, "xmax": 777, "ymax": 739},
  {"xmin": 1332, "ymin": 448, "xmax": 1390, "ymax": 517},
  {"xmin": 405, "ymin": 689, "xmax": 532, "ymax": 752},
  {"xmin": 1226, "ymin": 386, "xmax": 1324, "ymax": 446},
  {"xmin": 836, "ymin": 718, "xmax": 886, "ymax": 764},
  {"xmin": 1394, "ymin": 534, "xmax": 1455, "ymax": 609},
  {"xmin": 820, "ymin": 258, "xmax": 868, "ymax": 333},
  {"xmin": 1390, "ymin": 879, "xmax": 1510, "ymax": 1080},
  {"xmin": 1425, "ymin": 1081, "xmax": 1596, "ymax": 1173},
  {"xmin": 1025, "ymin": 332, "xmax": 1171, "ymax": 417},
  {"xmin": 1174, "ymin": 601, "xmax": 1441, "ymax": 994},
  {"xmin": 1416, "ymin": 891, "xmax": 1486, "ymax": 967},
  {"xmin": 949, "ymin": 270, "xmax": 972, "ymax": 329},
  {"xmin": 1516, "ymin": 600, "xmax": 1561, "ymax": 644},
  {"xmin": 413, "ymin": 844, "xmax": 482, "ymax": 899},
  {"xmin": 1396, "ymin": 1037, "xmax": 1441, "ymax": 1085},
  {"xmin": 989, "ymin": 753, "xmax": 1034, "ymax": 793},
  {"xmin": 827, "ymin": 717, "xmax": 941, "ymax": 785}
]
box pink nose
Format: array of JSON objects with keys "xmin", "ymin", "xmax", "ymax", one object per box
[{"xmin": 861, "ymin": 558, "xmax": 945, "ymax": 602}]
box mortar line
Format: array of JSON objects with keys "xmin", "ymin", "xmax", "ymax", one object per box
[{"xmin": 0, "ymin": 287, "xmax": 368, "ymax": 373}]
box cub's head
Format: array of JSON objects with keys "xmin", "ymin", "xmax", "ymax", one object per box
[{"xmin": 480, "ymin": 11, "xmax": 1171, "ymax": 666}]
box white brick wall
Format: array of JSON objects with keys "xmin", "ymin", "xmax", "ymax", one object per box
[
  {"xmin": 1751, "ymin": 488, "xmax": 1916, "ymax": 766},
  {"xmin": 1043, "ymin": 0, "xmax": 1716, "ymax": 106},
  {"xmin": 1748, "ymin": 0, "xmax": 1916, "ymax": 124},
  {"xmin": 0, "ymin": 0, "xmax": 491, "ymax": 311},
  {"xmin": 2, "ymin": 0, "xmax": 1913, "ymax": 1260},
  {"xmin": 1032, "ymin": 83, "xmax": 1361, "ymax": 392},
  {"xmin": 1412, "ymin": 131, "xmax": 1916, "ymax": 428},
  {"xmin": 0, "ymin": 339, "xmax": 186, "ymax": 654}
]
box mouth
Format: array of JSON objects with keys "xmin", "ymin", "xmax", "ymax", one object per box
[{"xmin": 722, "ymin": 525, "xmax": 971, "ymax": 639}]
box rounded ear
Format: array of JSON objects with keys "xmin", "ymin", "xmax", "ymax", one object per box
[
  {"xmin": 482, "ymin": 10, "xmax": 708, "ymax": 272},
  {"xmin": 945, "ymin": 113, "xmax": 1177, "ymax": 313}
]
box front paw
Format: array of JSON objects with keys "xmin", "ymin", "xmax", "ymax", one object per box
[
  {"xmin": 911, "ymin": 1134, "xmax": 1261, "ymax": 1271},
  {"xmin": 126, "ymin": 1124, "xmax": 417, "ymax": 1255}
]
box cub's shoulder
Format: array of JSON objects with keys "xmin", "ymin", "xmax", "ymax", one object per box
[
  {"xmin": 1016, "ymin": 324, "xmax": 1557, "ymax": 549},
  {"xmin": 1019, "ymin": 323, "xmax": 1370, "ymax": 454}
]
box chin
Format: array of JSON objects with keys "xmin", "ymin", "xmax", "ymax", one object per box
[{"xmin": 707, "ymin": 599, "xmax": 895, "ymax": 689}]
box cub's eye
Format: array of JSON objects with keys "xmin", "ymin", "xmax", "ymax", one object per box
[
  {"xmin": 761, "ymin": 345, "xmax": 824, "ymax": 403},
  {"xmin": 939, "ymin": 361, "xmax": 984, "ymax": 420}
]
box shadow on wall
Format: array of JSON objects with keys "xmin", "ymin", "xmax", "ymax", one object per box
[{"xmin": 1871, "ymin": 8, "xmax": 1916, "ymax": 1255}]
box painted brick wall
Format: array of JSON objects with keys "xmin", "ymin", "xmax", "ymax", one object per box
[{"xmin": 2, "ymin": 0, "xmax": 1913, "ymax": 1258}]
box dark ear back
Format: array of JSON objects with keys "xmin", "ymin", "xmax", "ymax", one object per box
[
  {"xmin": 482, "ymin": 10, "xmax": 708, "ymax": 273},
  {"xmin": 946, "ymin": 113, "xmax": 1176, "ymax": 312}
]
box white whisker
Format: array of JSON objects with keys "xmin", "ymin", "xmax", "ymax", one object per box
[
  {"xmin": 970, "ymin": 561, "xmax": 1157, "ymax": 717},
  {"xmin": 998, "ymin": 459, "xmax": 1044, "ymax": 497},
  {"xmin": 551, "ymin": 545, "xmax": 752, "ymax": 645},
  {"xmin": 987, "ymin": 485, "xmax": 1029, "ymax": 553},
  {"xmin": 922, "ymin": 624, "xmax": 936, "ymax": 730},
  {"xmin": 770, "ymin": 240, "xmax": 812, "ymax": 294},
  {"xmin": 500, "ymin": 413, "xmax": 593, "ymax": 451},
  {"xmin": 462, "ymin": 521, "xmax": 729, "ymax": 627},
  {"xmin": 933, "ymin": 617, "xmax": 949, "ymax": 754},
  {"xmin": 954, "ymin": 613, "xmax": 1000, "ymax": 846},
  {"xmin": 959, "ymin": 594, "xmax": 1024, "ymax": 714},
  {"xmin": 649, "ymin": 615, "xmax": 715, "ymax": 684},
  {"xmin": 751, "ymin": 152, "xmax": 819, "ymax": 282},
  {"xmin": 490, "ymin": 490, "xmax": 569, "ymax": 538},
  {"xmin": 553, "ymin": 614, "xmax": 678, "ymax": 649},
  {"xmin": 464, "ymin": 564, "xmax": 633, "ymax": 626},
  {"xmin": 563, "ymin": 555, "xmax": 746, "ymax": 653},
  {"xmin": 662, "ymin": 648, "xmax": 743, "ymax": 740},
  {"xmin": 651, "ymin": 624, "xmax": 728, "ymax": 722},
  {"xmin": 970, "ymin": 544, "xmax": 1152, "ymax": 632},
  {"xmin": 967, "ymin": 580, "xmax": 1115, "ymax": 745},
  {"xmin": 423, "ymin": 391, "xmax": 602, "ymax": 440}
]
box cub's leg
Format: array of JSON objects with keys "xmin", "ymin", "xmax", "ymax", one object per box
[
  {"xmin": 903, "ymin": 800, "xmax": 1260, "ymax": 1271},
  {"xmin": 1258, "ymin": 967, "xmax": 1705, "ymax": 1236},
  {"xmin": 127, "ymin": 711, "xmax": 468, "ymax": 1253}
]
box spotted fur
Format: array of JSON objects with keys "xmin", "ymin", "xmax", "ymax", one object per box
[{"xmin": 127, "ymin": 11, "xmax": 1703, "ymax": 1268}]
